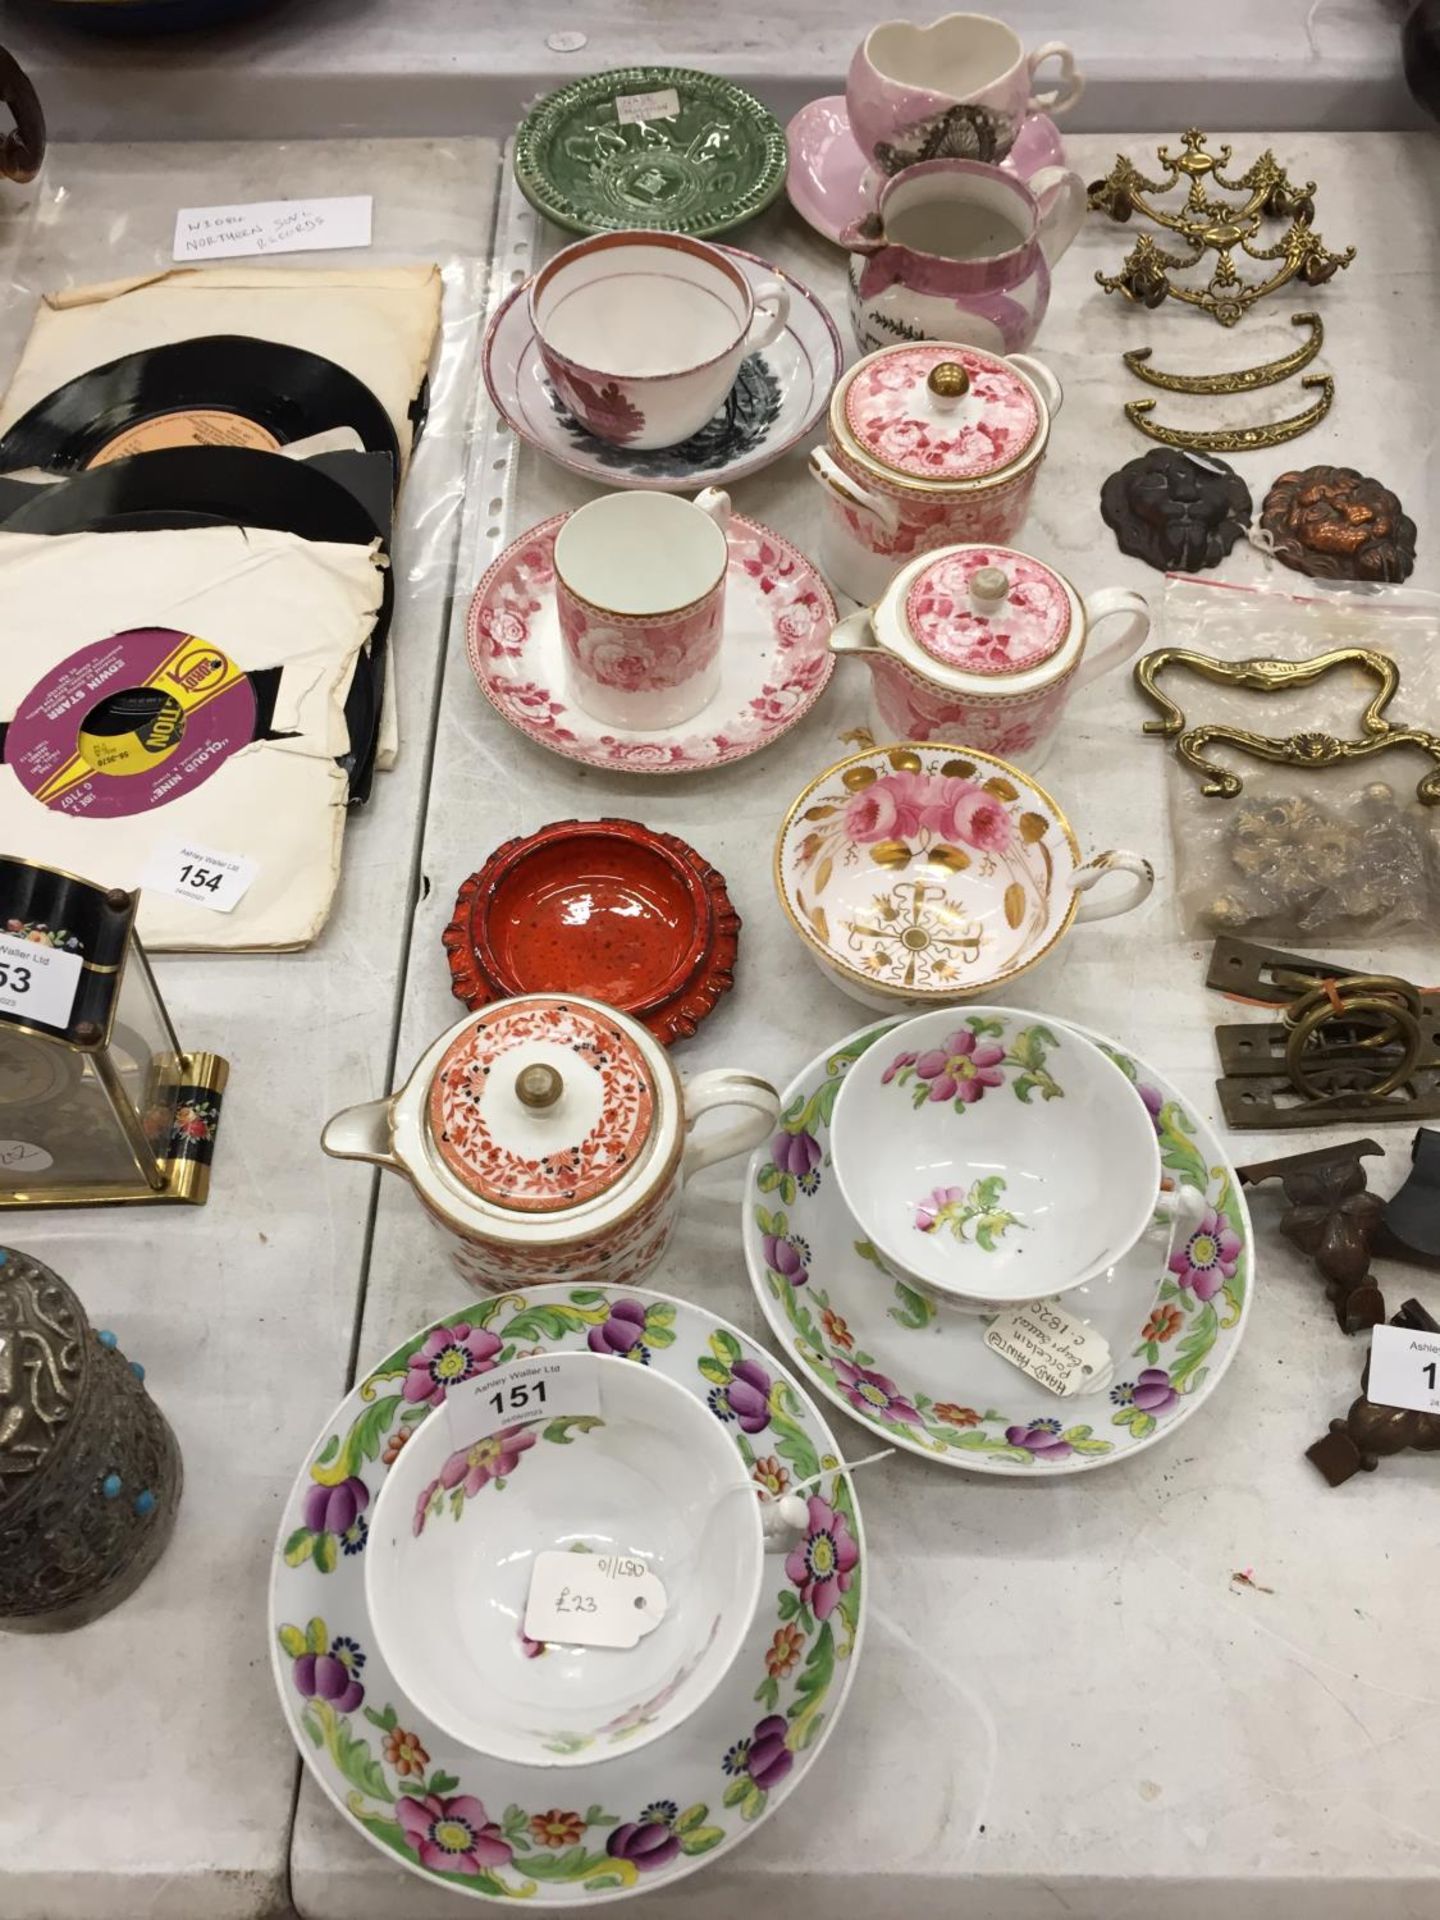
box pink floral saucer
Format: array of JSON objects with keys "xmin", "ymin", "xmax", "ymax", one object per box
[
  {"xmin": 466, "ymin": 514, "xmax": 837, "ymax": 774},
  {"xmin": 785, "ymin": 95, "xmax": 1068, "ymax": 246}
]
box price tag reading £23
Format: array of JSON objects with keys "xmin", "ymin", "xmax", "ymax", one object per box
[
  {"xmin": 0, "ymin": 932, "xmax": 83, "ymax": 1032},
  {"xmin": 1367, "ymin": 1323, "xmax": 1440, "ymax": 1415},
  {"xmin": 524, "ymin": 1549, "xmax": 668, "ymax": 1649},
  {"xmin": 984, "ymin": 1298, "xmax": 1112, "ymax": 1397}
]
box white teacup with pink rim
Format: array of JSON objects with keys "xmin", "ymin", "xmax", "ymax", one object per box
[
  {"xmin": 848, "ymin": 14, "xmax": 1083, "ymax": 174},
  {"xmin": 830, "ymin": 1005, "xmax": 1202, "ymax": 1313},
  {"xmin": 555, "ymin": 487, "xmax": 731, "ymax": 729},
  {"xmin": 529, "ymin": 231, "xmax": 791, "ymax": 451}
]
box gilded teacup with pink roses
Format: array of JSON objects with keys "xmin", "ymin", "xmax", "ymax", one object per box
[
  {"xmin": 554, "ymin": 486, "xmax": 731, "ymax": 729},
  {"xmin": 774, "ymin": 742, "xmax": 1153, "ymax": 1011}
]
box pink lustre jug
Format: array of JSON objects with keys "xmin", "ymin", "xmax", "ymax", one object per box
[{"xmin": 842, "ymin": 156, "xmax": 1085, "ymax": 356}]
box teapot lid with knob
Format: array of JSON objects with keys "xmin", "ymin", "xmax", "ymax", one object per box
[
  {"xmin": 838, "ymin": 540, "xmax": 1090, "ymax": 696},
  {"xmin": 829, "ymin": 341, "xmax": 1056, "ymax": 494},
  {"xmin": 322, "ymin": 994, "xmax": 684, "ymax": 1245},
  {"xmin": 426, "ymin": 997, "xmax": 662, "ymax": 1215}
]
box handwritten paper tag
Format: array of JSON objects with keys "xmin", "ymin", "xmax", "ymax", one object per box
[
  {"xmin": 614, "ymin": 87, "xmax": 681, "ymax": 126},
  {"xmin": 140, "ymin": 842, "xmax": 256, "ymax": 914},
  {"xmin": 524, "ymin": 1549, "xmax": 668, "ymax": 1649},
  {"xmin": 173, "ymin": 195, "xmax": 373, "ymax": 263},
  {"xmin": 0, "ymin": 932, "xmax": 82, "ymax": 1031},
  {"xmin": 0, "ymin": 1141, "xmax": 54, "ymax": 1177},
  {"xmin": 447, "ymin": 1353, "xmax": 603, "ymax": 1447},
  {"xmin": 984, "ymin": 1298, "xmax": 1112, "ymax": 1397},
  {"xmin": 1367, "ymin": 1323, "xmax": 1440, "ymax": 1415}
]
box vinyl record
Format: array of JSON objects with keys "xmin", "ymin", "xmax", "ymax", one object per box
[
  {"xmin": 0, "ymin": 447, "xmax": 393, "ymax": 802},
  {"xmin": 5, "ymin": 627, "xmax": 257, "ymax": 820},
  {"xmin": 0, "ymin": 444, "xmax": 387, "ymax": 542},
  {"xmin": 0, "ymin": 335, "xmax": 400, "ymax": 487}
]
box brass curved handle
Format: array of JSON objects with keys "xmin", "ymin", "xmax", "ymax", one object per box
[
  {"xmin": 1123, "ymin": 312, "xmax": 1322, "ymax": 394},
  {"xmin": 1133, "ymin": 646, "xmax": 1405, "ymax": 741},
  {"xmin": 1124, "ymin": 374, "xmax": 1334, "ymax": 453},
  {"xmin": 1132, "ymin": 645, "xmax": 1440, "ymax": 806},
  {"xmin": 0, "ymin": 49, "xmax": 45, "ymax": 186}
]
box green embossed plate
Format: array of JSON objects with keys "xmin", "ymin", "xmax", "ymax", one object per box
[
  {"xmin": 270, "ymin": 1285, "xmax": 863, "ymax": 1902},
  {"xmin": 743, "ymin": 1018, "xmax": 1253, "ymax": 1475},
  {"xmin": 513, "ymin": 67, "xmax": 789, "ymax": 238}
]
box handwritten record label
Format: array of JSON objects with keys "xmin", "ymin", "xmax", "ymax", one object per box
[
  {"xmin": 173, "ymin": 195, "xmax": 374, "ymax": 262},
  {"xmin": 525, "ymin": 1549, "xmax": 668, "ymax": 1649}
]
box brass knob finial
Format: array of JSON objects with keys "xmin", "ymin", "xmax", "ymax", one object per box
[
  {"xmin": 927, "ymin": 361, "xmax": 970, "ymax": 404},
  {"xmin": 516, "ymin": 1063, "xmax": 563, "ymax": 1110}
]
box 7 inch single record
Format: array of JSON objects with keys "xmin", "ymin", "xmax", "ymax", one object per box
[
  {"xmin": 0, "ymin": 447, "xmax": 393, "ymax": 802},
  {"xmin": 0, "ymin": 335, "xmax": 400, "ymax": 486},
  {"xmin": 5, "ymin": 627, "xmax": 257, "ymax": 819}
]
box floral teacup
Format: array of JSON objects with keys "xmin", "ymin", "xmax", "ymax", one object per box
[
  {"xmin": 555, "ymin": 486, "xmax": 732, "ymax": 729},
  {"xmin": 366, "ymin": 1353, "xmax": 763, "ymax": 1767},
  {"xmin": 830, "ymin": 1004, "xmax": 1196, "ymax": 1312},
  {"xmin": 774, "ymin": 743, "xmax": 1154, "ymax": 1010}
]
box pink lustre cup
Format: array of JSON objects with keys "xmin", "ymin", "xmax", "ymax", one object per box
[
  {"xmin": 848, "ymin": 13, "xmax": 1083, "ymax": 175},
  {"xmin": 529, "ymin": 231, "xmax": 790, "ymax": 451},
  {"xmin": 554, "ymin": 487, "xmax": 731, "ymax": 729}
]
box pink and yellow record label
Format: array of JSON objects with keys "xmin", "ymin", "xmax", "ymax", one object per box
[{"xmin": 5, "ymin": 627, "xmax": 256, "ymax": 818}]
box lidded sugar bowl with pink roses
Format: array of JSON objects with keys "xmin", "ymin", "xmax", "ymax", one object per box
[
  {"xmin": 808, "ymin": 339, "xmax": 1061, "ymax": 604},
  {"xmin": 829, "ymin": 540, "xmax": 1151, "ymax": 767}
]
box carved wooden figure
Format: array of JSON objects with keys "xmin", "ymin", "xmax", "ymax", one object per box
[{"xmin": 1238, "ymin": 1138, "xmax": 1387, "ymax": 1332}]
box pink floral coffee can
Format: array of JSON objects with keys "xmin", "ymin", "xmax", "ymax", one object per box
[{"xmin": 552, "ymin": 488, "xmax": 731, "ymax": 729}]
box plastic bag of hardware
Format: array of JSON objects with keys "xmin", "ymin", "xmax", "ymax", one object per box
[{"xmin": 1144, "ymin": 576, "xmax": 1440, "ymax": 945}]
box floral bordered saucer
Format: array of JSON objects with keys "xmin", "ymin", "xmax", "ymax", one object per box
[
  {"xmin": 270, "ymin": 1285, "xmax": 864, "ymax": 1903},
  {"xmin": 514, "ymin": 67, "xmax": 788, "ymax": 239},
  {"xmin": 466, "ymin": 513, "xmax": 836, "ymax": 774},
  {"xmin": 743, "ymin": 1020, "xmax": 1252, "ymax": 1474},
  {"xmin": 482, "ymin": 246, "xmax": 842, "ymax": 493}
]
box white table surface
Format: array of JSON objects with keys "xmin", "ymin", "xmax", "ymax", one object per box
[
  {"xmin": 289, "ymin": 132, "xmax": 1440, "ymax": 1920},
  {"xmin": 0, "ymin": 136, "xmax": 497, "ymax": 1920},
  {"xmin": 5, "ymin": 0, "xmax": 1428, "ymax": 143}
]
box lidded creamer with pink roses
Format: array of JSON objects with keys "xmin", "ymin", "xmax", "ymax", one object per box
[
  {"xmin": 829, "ymin": 541, "xmax": 1151, "ymax": 768},
  {"xmin": 808, "ymin": 340, "xmax": 1062, "ymax": 605},
  {"xmin": 319, "ymin": 993, "xmax": 779, "ymax": 1296}
]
